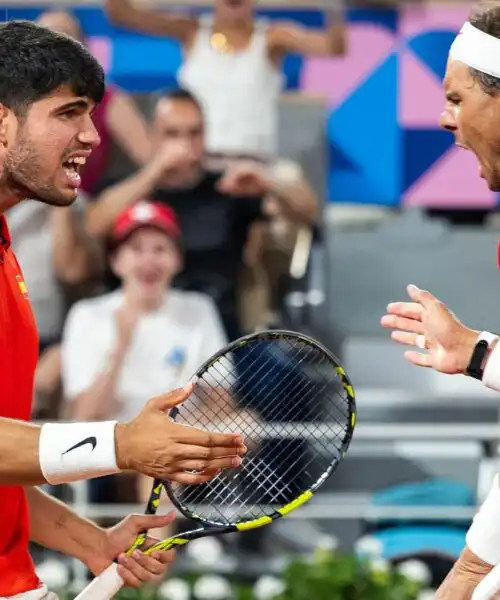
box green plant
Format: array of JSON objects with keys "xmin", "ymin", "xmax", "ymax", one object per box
[
  {"xmin": 273, "ymin": 549, "xmax": 423, "ymax": 600},
  {"xmin": 52, "ymin": 550, "xmax": 424, "ymax": 600}
]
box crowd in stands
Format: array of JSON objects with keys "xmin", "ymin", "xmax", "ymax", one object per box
[{"xmin": 14, "ymin": 1, "xmax": 344, "ymax": 511}]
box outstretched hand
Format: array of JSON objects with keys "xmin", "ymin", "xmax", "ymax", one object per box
[
  {"xmin": 115, "ymin": 384, "xmax": 247, "ymax": 484},
  {"xmin": 380, "ymin": 284, "xmax": 479, "ymax": 374}
]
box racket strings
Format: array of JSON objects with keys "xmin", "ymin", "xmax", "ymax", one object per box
[{"xmin": 171, "ymin": 335, "xmax": 351, "ymax": 524}]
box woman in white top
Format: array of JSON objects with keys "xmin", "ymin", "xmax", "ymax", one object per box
[{"xmin": 105, "ymin": 0, "xmax": 346, "ymax": 161}]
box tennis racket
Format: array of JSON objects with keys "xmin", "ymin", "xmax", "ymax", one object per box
[{"xmin": 75, "ymin": 329, "xmax": 356, "ymax": 600}]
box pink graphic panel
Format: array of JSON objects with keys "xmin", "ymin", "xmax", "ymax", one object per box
[
  {"xmin": 399, "ymin": 4, "xmax": 469, "ymax": 37},
  {"xmin": 404, "ymin": 145, "xmax": 495, "ymax": 207},
  {"xmin": 399, "ymin": 49, "xmax": 445, "ymax": 128},
  {"xmin": 300, "ymin": 24, "xmax": 396, "ymax": 108},
  {"xmin": 88, "ymin": 36, "xmax": 112, "ymax": 73}
]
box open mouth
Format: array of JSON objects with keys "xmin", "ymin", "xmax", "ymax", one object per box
[{"xmin": 62, "ymin": 156, "xmax": 87, "ymax": 188}]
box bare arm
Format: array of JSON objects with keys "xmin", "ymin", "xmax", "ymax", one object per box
[
  {"xmin": 26, "ymin": 486, "xmax": 107, "ymax": 574},
  {"xmin": 264, "ymin": 160, "xmax": 318, "ymax": 224},
  {"xmin": 435, "ymin": 547, "xmax": 492, "ymax": 599},
  {"xmin": 51, "ymin": 207, "xmax": 102, "ymax": 285},
  {"xmin": 105, "ymin": 0, "xmax": 197, "ymax": 43},
  {"xmin": 269, "ymin": 10, "xmax": 346, "ymax": 57},
  {"xmin": 70, "ymin": 343, "xmax": 128, "ymax": 421},
  {"xmin": 0, "ymin": 419, "xmax": 45, "ymax": 485},
  {"xmin": 85, "ymin": 163, "xmax": 162, "ymax": 238},
  {"xmin": 105, "ymin": 89, "xmax": 152, "ymax": 167}
]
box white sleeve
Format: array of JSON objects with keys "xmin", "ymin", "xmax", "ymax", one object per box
[
  {"xmin": 466, "ymin": 474, "xmax": 500, "ymax": 565},
  {"xmin": 198, "ymin": 296, "xmax": 229, "ymax": 362},
  {"xmin": 190, "ymin": 297, "xmax": 231, "ymax": 390},
  {"xmin": 61, "ymin": 302, "xmax": 107, "ymax": 400}
]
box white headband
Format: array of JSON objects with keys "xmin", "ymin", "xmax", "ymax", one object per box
[{"xmin": 449, "ymin": 21, "xmax": 500, "ymax": 79}]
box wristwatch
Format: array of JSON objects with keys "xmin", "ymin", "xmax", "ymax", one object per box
[{"xmin": 465, "ymin": 332, "xmax": 499, "ymax": 380}]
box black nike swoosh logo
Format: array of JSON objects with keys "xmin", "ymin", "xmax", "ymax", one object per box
[{"xmin": 63, "ymin": 436, "xmax": 97, "ymax": 455}]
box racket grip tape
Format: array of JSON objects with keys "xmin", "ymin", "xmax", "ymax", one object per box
[
  {"xmin": 472, "ymin": 564, "xmax": 500, "ymax": 600},
  {"xmin": 73, "ymin": 563, "xmax": 124, "ymax": 600}
]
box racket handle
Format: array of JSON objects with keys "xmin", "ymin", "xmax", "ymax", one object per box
[
  {"xmin": 74, "ymin": 563, "xmax": 124, "ymax": 600},
  {"xmin": 472, "ymin": 564, "xmax": 500, "ymax": 600}
]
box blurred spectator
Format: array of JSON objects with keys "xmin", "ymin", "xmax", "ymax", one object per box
[
  {"xmin": 7, "ymin": 195, "xmax": 101, "ymax": 418},
  {"xmin": 37, "ymin": 9, "xmax": 152, "ymax": 195},
  {"xmin": 105, "ymin": 0, "xmax": 345, "ymax": 161},
  {"xmin": 86, "ymin": 88, "xmax": 318, "ymax": 339},
  {"xmin": 61, "ymin": 201, "xmax": 227, "ymax": 506}
]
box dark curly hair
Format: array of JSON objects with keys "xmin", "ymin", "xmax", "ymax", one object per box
[{"xmin": 0, "ymin": 20, "xmax": 104, "ymax": 116}]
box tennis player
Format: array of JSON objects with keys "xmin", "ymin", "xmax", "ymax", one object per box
[
  {"xmin": 381, "ymin": 4, "xmax": 500, "ymax": 597},
  {"xmin": 0, "ymin": 20, "xmax": 246, "ymax": 599}
]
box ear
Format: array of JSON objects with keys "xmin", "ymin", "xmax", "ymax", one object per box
[{"xmin": 0, "ymin": 105, "xmax": 9, "ymax": 146}]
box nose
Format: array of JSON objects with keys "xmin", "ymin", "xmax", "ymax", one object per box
[
  {"xmin": 439, "ymin": 105, "xmax": 457, "ymax": 132},
  {"xmin": 78, "ymin": 116, "xmax": 101, "ymax": 149}
]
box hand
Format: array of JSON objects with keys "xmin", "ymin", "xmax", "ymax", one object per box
[
  {"xmin": 115, "ymin": 305, "xmax": 140, "ymax": 348},
  {"xmin": 217, "ymin": 161, "xmax": 269, "ymax": 197},
  {"xmin": 115, "ymin": 383, "xmax": 247, "ymax": 484},
  {"xmin": 380, "ymin": 284, "xmax": 479, "ymax": 374},
  {"xmin": 150, "ymin": 140, "xmax": 198, "ymax": 179},
  {"xmin": 435, "ymin": 547, "xmax": 493, "ymax": 599},
  {"xmin": 88, "ymin": 512, "xmax": 177, "ymax": 588}
]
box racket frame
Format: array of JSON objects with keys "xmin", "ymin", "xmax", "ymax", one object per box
[{"xmin": 146, "ymin": 329, "xmax": 356, "ymax": 552}]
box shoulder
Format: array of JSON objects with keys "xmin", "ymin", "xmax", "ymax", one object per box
[
  {"xmin": 66, "ymin": 291, "xmax": 121, "ymax": 324},
  {"xmin": 169, "ymin": 289, "xmax": 218, "ymax": 316}
]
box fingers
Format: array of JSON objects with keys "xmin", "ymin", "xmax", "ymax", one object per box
[
  {"xmin": 150, "ymin": 549, "xmax": 176, "ymax": 565},
  {"xmin": 381, "ymin": 314, "xmax": 425, "ymax": 334},
  {"xmin": 390, "ymin": 331, "xmax": 420, "ymax": 347},
  {"xmin": 173, "ymin": 443, "xmax": 247, "ymax": 460},
  {"xmin": 177, "ymin": 424, "xmax": 245, "ymax": 448},
  {"xmin": 127, "ymin": 511, "xmax": 176, "ymax": 533},
  {"xmin": 404, "ymin": 350, "xmax": 434, "ymax": 368},
  {"xmin": 117, "ymin": 549, "xmax": 167, "ymax": 588},
  {"xmin": 147, "ymin": 384, "xmax": 194, "ymax": 413},
  {"xmin": 174, "ymin": 456, "xmax": 242, "ymax": 472},
  {"xmin": 407, "ymin": 284, "xmax": 439, "ymax": 308},
  {"xmin": 386, "ymin": 302, "xmax": 424, "ymax": 321},
  {"xmin": 168, "ymin": 469, "xmax": 222, "ymax": 485}
]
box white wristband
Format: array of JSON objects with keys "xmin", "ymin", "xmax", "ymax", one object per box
[
  {"xmin": 480, "ymin": 332, "xmax": 500, "ymax": 392},
  {"xmin": 467, "ymin": 474, "xmax": 500, "ymax": 565},
  {"xmin": 39, "ymin": 421, "xmax": 121, "ymax": 485}
]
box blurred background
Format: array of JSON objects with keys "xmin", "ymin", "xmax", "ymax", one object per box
[{"xmin": 5, "ymin": 0, "xmax": 500, "ymax": 597}]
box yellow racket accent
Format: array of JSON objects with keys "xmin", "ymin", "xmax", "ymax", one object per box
[
  {"xmin": 277, "ymin": 490, "xmax": 313, "ymax": 516},
  {"xmin": 236, "ymin": 516, "xmax": 273, "ymax": 531},
  {"xmin": 144, "ymin": 537, "xmax": 190, "ymax": 554}
]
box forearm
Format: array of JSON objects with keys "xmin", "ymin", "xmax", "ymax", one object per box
[
  {"xmin": 436, "ymin": 547, "xmax": 492, "ymax": 600},
  {"xmin": 0, "ymin": 419, "xmax": 44, "ymax": 485},
  {"xmin": 51, "ymin": 208, "xmax": 97, "ymax": 284},
  {"xmin": 325, "ymin": 9, "xmax": 346, "ymax": 55},
  {"xmin": 26, "ymin": 486, "xmax": 105, "ymax": 572},
  {"xmin": 266, "ymin": 163, "xmax": 318, "ymax": 224},
  {"xmin": 72, "ymin": 345, "xmax": 128, "ymax": 420},
  {"xmin": 86, "ymin": 165, "xmax": 160, "ymax": 237}
]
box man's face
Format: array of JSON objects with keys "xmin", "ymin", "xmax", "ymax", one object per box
[
  {"xmin": 153, "ymin": 98, "xmax": 205, "ymax": 187},
  {"xmin": 440, "ymin": 59, "xmax": 500, "ymax": 191},
  {"xmin": 0, "ymin": 85, "xmax": 100, "ymax": 206},
  {"xmin": 112, "ymin": 227, "xmax": 181, "ymax": 298}
]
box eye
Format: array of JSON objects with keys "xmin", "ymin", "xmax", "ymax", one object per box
[
  {"xmin": 446, "ymin": 93, "xmax": 461, "ymax": 106},
  {"xmin": 59, "ymin": 109, "xmax": 79, "ymax": 120}
]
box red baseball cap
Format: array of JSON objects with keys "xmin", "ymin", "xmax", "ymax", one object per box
[{"xmin": 111, "ymin": 201, "xmax": 181, "ymax": 245}]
